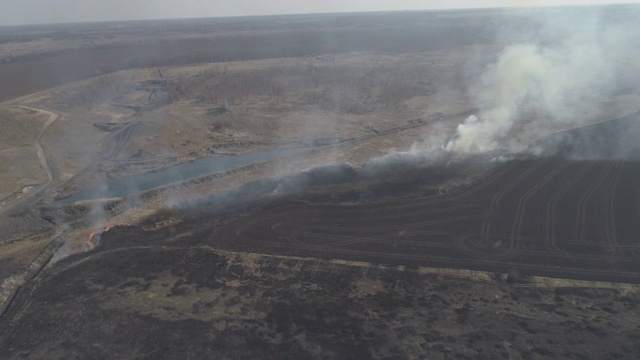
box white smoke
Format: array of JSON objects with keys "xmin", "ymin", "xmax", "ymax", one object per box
[{"xmin": 445, "ymin": 7, "xmax": 639, "ymax": 154}]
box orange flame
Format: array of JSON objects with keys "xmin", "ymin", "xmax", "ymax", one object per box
[{"xmin": 85, "ymin": 223, "xmax": 129, "ymax": 249}]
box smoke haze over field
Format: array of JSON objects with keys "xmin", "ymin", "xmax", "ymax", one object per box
[
  {"xmin": 1, "ymin": 0, "xmax": 639, "ymax": 25},
  {"xmin": 444, "ymin": 7, "xmax": 640, "ymax": 154}
]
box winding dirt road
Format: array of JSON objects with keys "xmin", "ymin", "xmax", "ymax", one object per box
[
  {"xmin": 27, "ymin": 106, "xmax": 56, "ymax": 187},
  {"xmin": 0, "ymin": 106, "xmax": 58, "ymax": 215}
]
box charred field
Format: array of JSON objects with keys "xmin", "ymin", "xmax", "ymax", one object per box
[
  {"xmin": 139, "ymin": 110, "xmax": 640, "ymax": 284},
  {"xmin": 3, "ymin": 111, "xmax": 640, "ymax": 359},
  {"xmin": 2, "ymin": 4, "xmax": 640, "ymax": 360}
]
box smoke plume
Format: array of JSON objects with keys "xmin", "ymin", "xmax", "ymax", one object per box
[{"xmin": 445, "ymin": 6, "xmax": 640, "ymax": 154}]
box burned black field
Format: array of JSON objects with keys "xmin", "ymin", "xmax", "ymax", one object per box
[
  {"xmin": 208, "ymin": 111, "xmax": 640, "ymax": 283},
  {"xmin": 3, "ymin": 245, "xmax": 640, "ymax": 359},
  {"xmin": 2, "ymin": 112, "xmax": 640, "ymax": 359}
]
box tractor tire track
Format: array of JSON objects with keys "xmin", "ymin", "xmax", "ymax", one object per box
[
  {"xmin": 510, "ymin": 158, "xmax": 572, "ymax": 252},
  {"xmin": 481, "ymin": 157, "xmax": 552, "ymax": 243}
]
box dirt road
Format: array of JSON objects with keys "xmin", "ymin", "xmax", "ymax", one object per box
[
  {"xmin": 0, "ymin": 106, "xmax": 58, "ymax": 215},
  {"xmin": 29, "ymin": 107, "xmax": 56, "ymax": 187}
]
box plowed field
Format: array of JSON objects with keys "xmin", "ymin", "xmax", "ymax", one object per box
[{"xmin": 208, "ymin": 111, "xmax": 640, "ymax": 283}]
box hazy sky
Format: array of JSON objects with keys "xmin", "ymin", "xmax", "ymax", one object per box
[{"xmin": 1, "ymin": 0, "xmax": 639, "ymax": 26}]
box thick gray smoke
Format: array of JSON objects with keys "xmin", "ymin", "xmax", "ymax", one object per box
[{"xmin": 445, "ymin": 6, "xmax": 640, "ymax": 154}]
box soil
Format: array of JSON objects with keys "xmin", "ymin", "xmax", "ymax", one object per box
[
  {"xmin": 2, "ymin": 6, "xmax": 640, "ymax": 359},
  {"xmin": 2, "ymin": 239, "xmax": 639, "ymax": 360},
  {"xmin": 3, "ymin": 112, "xmax": 640, "ymax": 359}
]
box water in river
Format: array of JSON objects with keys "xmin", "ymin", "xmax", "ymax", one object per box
[{"xmin": 56, "ymin": 147, "xmax": 309, "ymax": 204}]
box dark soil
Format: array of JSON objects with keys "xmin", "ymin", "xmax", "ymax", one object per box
[
  {"xmin": 2, "ymin": 244, "xmax": 639, "ymax": 360},
  {"xmin": 2, "ymin": 109, "xmax": 640, "ymax": 360}
]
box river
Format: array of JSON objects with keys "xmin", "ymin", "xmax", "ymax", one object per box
[{"xmin": 56, "ymin": 147, "xmax": 309, "ymax": 204}]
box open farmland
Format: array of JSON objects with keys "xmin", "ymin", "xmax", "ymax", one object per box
[
  {"xmin": 3, "ymin": 112, "xmax": 640, "ymax": 359},
  {"xmin": 1, "ymin": 5, "xmax": 640, "ymax": 360},
  {"xmin": 200, "ymin": 111, "xmax": 640, "ymax": 283},
  {"xmin": 0, "ymin": 12, "xmax": 494, "ymax": 103}
]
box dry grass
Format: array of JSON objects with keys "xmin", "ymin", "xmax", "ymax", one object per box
[{"xmin": 0, "ymin": 108, "xmax": 47, "ymax": 200}]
